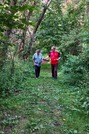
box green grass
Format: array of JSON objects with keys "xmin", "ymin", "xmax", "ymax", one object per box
[{"xmin": 0, "ymin": 64, "xmax": 89, "ymax": 134}]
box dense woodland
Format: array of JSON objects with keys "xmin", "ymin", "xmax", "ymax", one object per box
[{"xmin": 0, "ymin": 0, "xmax": 89, "ymax": 133}]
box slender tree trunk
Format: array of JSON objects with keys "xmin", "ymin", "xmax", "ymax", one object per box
[
  {"xmin": 27, "ymin": 0, "xmax": 51, "ymax": 54},
  {"xmin": 19, "ymin": 1, "xmax": 36, "ymax": 53},
  {"xmin": 0, "ymin": 0, "xmax": 17, "ymax": 70}
]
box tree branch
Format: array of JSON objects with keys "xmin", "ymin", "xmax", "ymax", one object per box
[{"xmin": 27, "ymin": 0, "xmax": 51, "ymax": 54}]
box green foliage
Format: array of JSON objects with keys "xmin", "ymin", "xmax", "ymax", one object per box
[
  {"xmin": 59, "ymin": 28, "xmax": 81, "ymax": 56},
  {"xmin": 0, "ymin": 2, "xmax": 35, "ymax": 32},
  {"xmin": 0, "ymin": 68, "xmax": 89, "ymax": 133},
  {"xmin": 61, "ymin": 53, "xmax": 89, "ymax": 86},
  {"xmin": 0, "ymin": 0, "xmax": 89, "ymax": 133},
  {"xmin": 0, "ymin": 59, "xmax": 34, "ymax": 96},
  {"xmin": 36, "ymin": 1, "xmax": 63, "ymax": 51},
  {"xmin": 79, "ymin": 89, "xmax": 89, "ymax": 116}
]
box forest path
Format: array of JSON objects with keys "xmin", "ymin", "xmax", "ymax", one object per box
[{"xmin": 0, "ymin": 69, "xmax": 71, "ymax": 134}]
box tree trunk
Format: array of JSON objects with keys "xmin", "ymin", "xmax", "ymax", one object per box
[
  {"xmin": 27, "ymin": 0, "xmax": 51, "ymax": 55},
  {"xmin": 0, "ymin": 0, "xmax": 17, "ymax": 70},
  {"xmin": 19, "ymin": 1, "xmax": 36, "ymax": 53}
]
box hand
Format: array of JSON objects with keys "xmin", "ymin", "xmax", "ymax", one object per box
[
  {"xmin": 43, "ymin": 58, "xmax": 49, "ymax": 62},
  {"xmin": 34, "ymin": 62, "xmax": 36, "ymax": 65},
  {"xmin": 54, "ymin": 59, "xmax": 58, "ymax": 61},
  {"xmin": 56, "ymin": 57, "xmax": 61, "ymax": 61}
]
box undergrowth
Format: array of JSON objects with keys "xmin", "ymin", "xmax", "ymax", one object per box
[{"xmin": 0, "ymin": 63, "xmax": 89, "ymax": 134}]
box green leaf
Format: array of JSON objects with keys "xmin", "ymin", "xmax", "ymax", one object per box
[{"xmin": 18, "ymin": 5, "xmax": 35, "ymax": 12}]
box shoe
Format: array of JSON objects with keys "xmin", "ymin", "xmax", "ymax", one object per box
[{"xmin": 36, "ymin": 77, "xmax": 39, "ymax": 79}]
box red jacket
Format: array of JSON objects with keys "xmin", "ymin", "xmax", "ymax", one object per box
[{"xmin": 49, "ymin": 51, "xmax": 60, "ymax": 64}]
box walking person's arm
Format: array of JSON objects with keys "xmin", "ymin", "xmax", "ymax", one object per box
[
  {"xmin": 56, "ymin": 52, "xmax": 61, "ymax": 61},
  {"xmin": 32, "ymin": 54, "xmax": 36, "ymax": 65}
]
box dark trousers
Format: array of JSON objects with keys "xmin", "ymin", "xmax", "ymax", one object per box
[
  {"xmin": 51, "ymin": 64, "xmax": 58, "ymax": 79},
  {"xmin": 34, "ymin": 65, "xmax": 41, "ymax": 78}
]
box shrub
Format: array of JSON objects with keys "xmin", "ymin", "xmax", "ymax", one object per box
[
  {"xmin": 0, "ymin": 59, "xmax": 34, "ymax": 96},
  {"xmin": 61, "ymin": 54, "xmax": 89, "ymax": 86}
]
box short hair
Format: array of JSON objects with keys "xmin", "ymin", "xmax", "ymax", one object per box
[
  {"xmin": 36, "ymin": 49, "xmax": 40, "ymax": 53},
  {"xmin": 51, "ymin": 46, "xmax": 56, "ymax": 50}
]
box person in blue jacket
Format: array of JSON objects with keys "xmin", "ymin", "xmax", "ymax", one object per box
[{"xmin": 33, "ymin": 49, "xmax": 43, "ymax": 79}]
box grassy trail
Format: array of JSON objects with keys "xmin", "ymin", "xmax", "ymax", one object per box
[{"xmin": 0, "ymin": 68, "xmax": 89, "ymax": 134}]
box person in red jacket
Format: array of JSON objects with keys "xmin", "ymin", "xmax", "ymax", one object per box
[{"xmin": 49, "ymin": 46, "xmax": 61, "ymax": 79}]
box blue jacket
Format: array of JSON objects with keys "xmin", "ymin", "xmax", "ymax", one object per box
[{"xmin": 33, "ymin": 53, "xmax": 43, "ymax": 66}]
